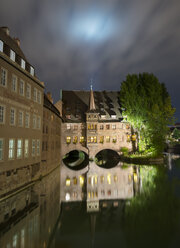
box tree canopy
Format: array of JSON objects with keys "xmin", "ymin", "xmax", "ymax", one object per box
[{"xmin": 120, "ymin": 73, "xmax": 175, "ymax": 154}]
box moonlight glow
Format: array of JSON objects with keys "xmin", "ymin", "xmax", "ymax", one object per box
[{"xmin": 71, "ymin": 13, "xmax": 114, "ymax": 41}]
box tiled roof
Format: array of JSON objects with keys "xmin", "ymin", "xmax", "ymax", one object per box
[{"xmin": 61, "ymin": 90, "xmax": 123, "ymax": 122}]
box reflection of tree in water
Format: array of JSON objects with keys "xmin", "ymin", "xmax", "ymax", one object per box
[{"xmin": 123, "ymin": 165, "xmax": 180, "ymax": 248}]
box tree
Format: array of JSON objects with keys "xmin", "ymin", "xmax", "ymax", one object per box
[{"xmin": 120, "ymin": 73, "xmax": 175, "ymax": 154}]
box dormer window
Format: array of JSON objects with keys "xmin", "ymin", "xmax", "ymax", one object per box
[
  {"xmin": 30, "ymin": 66, "xmax": 34, "ymax": 76},
  {"xmin": 0, "ymin": 40, "xmax": 3, "ymax": 52},
  {"xmin": 111, "ymin": 115, "xmax": 116, "ymax": 119},
  {"xmin": 21, "ymin": 59, "xmax": 25, "ymax": 69},
  {"xmin": 101, "ymin": 115, "xmax": 106, "ymax": 119},
  {"xmin": 10, "ymin": 49, "xmax": 15, "ymax": 62}
]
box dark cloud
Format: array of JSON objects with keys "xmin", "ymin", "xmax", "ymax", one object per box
[{"xmin": 0, "ymin": 0, "xmax": 180, "ymax": 119}]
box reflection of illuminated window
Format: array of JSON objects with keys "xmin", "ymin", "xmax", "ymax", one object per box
[
  {"xmin": 72, "ymin": 192, "xmax": 78, "ymax": 198},
  {"xmin": 66, "ymin": 137, "xmax": 71, "ymax": 144},
  {"xmin": 112, "ymin": 124, "xmax": 116, "ymax": 129},
  {"xmin": 100, "ymin": 136, "xmax": 104, "ymax": 143},
  {"xmin": 88, "ymin": 192, "xmax": 91, "ymax": 199},
  {"xmin": 107, "ymin": 174, "xmax": 111, "ymax": 184},
  {"xmin": 107, "ymin": 190, "xmax": 111, "ymax": 196},
  {"xmin": 80, "ymin": 136, "xmax": 84, "ymax": 143},
  {"xmin": 73, "ymin": 177, "xmax": 77, "ymax": 185},
  {"xmin": 73, "ymin": 136, "xmax": 78, "ymax": 144},
  {"xmin": 100, "ymin": 175, "xmax": 104, "ymax": 183},
  {"xmin": 106, "ymin": 136, "xmax": 110, "ymax": 142},
  {"xmin": 65, "ymin": 193, "xmax": 70, "ymax": 201},
  {"xmin": 101, "ymin": 189, "xmax": 105, "ymax": 196},
  {"xmin": 66, "ymin": 178, "xmax": 71, "ymax": 186},
  {"xmin": 91, "ymin": 192, "xmax": 94, "ymax": 198},
  {"xmin": 128, "ymin": 174, "xmax": 132, "ymax": 183},
  {"xmin": 79, "ymin": 176, "xmax": 84, "ymax": 186},
  {"xmin": 94, "ymin": 176, "xmax": 97, "ymax": 184},
  {"xmin": 95, "ymin": 191, "xmax": 98, "ymax": 197},
  {"xmin": 114, "ymin": 175, "xmax": 118, "ymax": 182},
  {"xmin": 134, "ymin": 173, "xmax": 138, "ymax": 183},
  {"xmin": 88, "ymin": 177, "xmax": 91, "ymax": 184}
]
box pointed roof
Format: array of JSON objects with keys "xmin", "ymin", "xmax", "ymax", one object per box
[{"xmin": 89, "ymin": 85, "xmax": 96, "ymax": 110}]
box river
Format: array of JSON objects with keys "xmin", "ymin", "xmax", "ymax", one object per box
[{"xmin": 1, "ymin": 156, "xmax": 180, "ymax": 248}]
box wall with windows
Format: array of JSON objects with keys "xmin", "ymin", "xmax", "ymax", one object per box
[{"xmin": 0, "ymin": 27, "xmax": 44, "ymax": 196}]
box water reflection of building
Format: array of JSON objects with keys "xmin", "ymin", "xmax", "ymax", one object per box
[
  {"xmin": 60, "ymin": 162, "xmax": 140, "ymax": 212},
  {"xmin": 0, "ymin": 167, "xmax": 60, "ymax": 248}
]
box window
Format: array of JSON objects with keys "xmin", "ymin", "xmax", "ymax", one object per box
[
  {"xmin": 37, "ymin": 116, "xmax": 41, "ymax": 129},
  {"xmin": 66, "ymin": 178, "xmax": 71, "ymax": 186},
  {"xmin": 114, "ymin": 175, "xmax": 118, "ymax": 182},
  {"xmin": 88, "ymin": 136, "xmax": 97, "ymax": 143},
  {"xmin": 66, "ymin": 124, "xmax": 71, "ymax": 130},
  {"xmin": 17, "ymin": 139, "xmax": 23, "ymax": 158},
  {"xmin": 26, "ymin": 83, "xmax": 31, "ymax": 99},
  {"xmin": 37, "ymin": 140, "xmax": 40, "ymax": 155},
  {"xmin": 32, "ymin": 140, "xmax": 36, "ymax": 156},
  {"xmin": 100, "ymin": 125, "xmax": 104, "ymax": 130},
  {"xmin": 106, "ymin": 136, "xmax": 110, "ymax": 142},
  {"xmin": 10, "ymin": 108, "xmax": 16, "ymax": 125},
  {"xmin": 79, "ymin": 176, "xmax": 84, "ymax": 187},
  {"xmin": 99, "ymin": 136, "xmax": 104, "ymax": 143},
  {"xmin": 0, "ymin": 105, "xmax": 5, "ymax": 124},
  {"xmin": 73, "ymin": 177, "xmax": 77, "ymax": 185},
  {"xmin": 107, "ymin": 174, "xmax": 111, "ymax": 184},
  {"xmin": 73, "ymin": 125, "xmax": 78, "ymax": 130},
  {"xmin": 19, "ymin": 80, "xmax": 24, "ymax": 96},
  {"xmin": 33, "ymin": 115, "xmax": 36, "ymax": 129},
  {"xmin": 30, "ymin": 66, "xmax": 34, "ymax": 76},
  {"xmin": 100, "ymin": 175, "xmax": 104, "ymax": 183},
  {"xmin": 37, "ymin": 91, "xmax": 41, "ymax": 104},
  {"xmin": 0, "ymin": 67, "xmax": 7, "ymax": 86},
  {"xmin": 25, "ymin": 113, "xmax": 30, "ymax": 128},
  {"xmin": 66, "ymin": 136, "xmax": 71, "ymax": 144},
  {"xmin": 11, "ymin": 75, "xmax": 17, "ymax": 92},
  {"xmin": 21, "ymin": 59, "xmax": 25, "ymax": 69},
  {"xmin": 24, "ymin": 139, "xmax": 29, "ymax": 157},
  {"xmin": 112, "ymin": 124, "xmax": 116, "ymax": 130},
  {"xmin": 10, "ymin": 49, "xmax": 15, "ymax": 62},
  {"xmin": 112, "ymin": 136, "xmax": 117, "ymax": 143},
  {"xmin": 9, "ymin": 139, "xmax": 15, "ymax": 159},
  {"xmin": 111, "ymin": 115, "xmax": 116, "ymax": 119},
  {"xmin": 18, "ymin": 111, "xmax": 23, "ymax": 127},
  {"xmin": 0, "ymin": 139, "xmax": 4, "ymax": 161},
  {"xmin": 80, "ymin": 136, "xmax": 84, "ymax": 143},
  {"xmin": 33, "ymin": 88, "xmax": 37, "ymax": 102},
  {"xmin": 0, "ymin": 40, "xmax": 3, "ymax": 52},
  {"xmin": 106, "ymin": 124, "xmax": 110, "ymax": 130}
]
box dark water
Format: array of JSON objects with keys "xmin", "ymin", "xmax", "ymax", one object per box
[{"xmin": 1, "ymin": 156, "xmax": 180, "ymax": 248}]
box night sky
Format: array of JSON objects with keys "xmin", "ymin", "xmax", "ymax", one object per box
[{"xmin": 0, "ymin": 0, "xmax": 180, "ymax": 120}]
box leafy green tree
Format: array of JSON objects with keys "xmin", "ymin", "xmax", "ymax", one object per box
[{"xmin": 120, "ymin": 73, "xmax": 175, "ymax": 154}]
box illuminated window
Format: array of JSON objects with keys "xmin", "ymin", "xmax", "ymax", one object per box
[
  {"xmin": 88, "ymin": 124, "xmax": 91, "ymax": 130},
  {"xmin": 91, "ymin": 192, "xmax": 94, "ymax": 199},
  {"xmin": 100, "ymin": 175, "xmax": 104, "ymax": 183},
  {"xmin": 65, "ymin": 193, "xmax": 70, "ymax": 201},
  {"xmin": 112, "ymin": 124, "xmax": 116, "ymax": 130},
  {"xmin": 66, "ymin": 178, "xmax": 71, "ymax": 186},
  {"xmin": 94, "ymin": 136, "xmax": 97, "ymax": 143},
  {"xmin": 79, "ymin": 176, "xmax": 84, "ymax": 186},
  {"xmin": 132, "ymin": 134, "xmax": 136, "ymax": 141},
  {"xmin": 0, "ymin": 40, "xmax": 3, "ymax": 52},
  {"xmin": 9, "ymin": 139, "xmax": 15, "ymax": 159},
  {"xmin": 30, "ymin": 66, "xmax": 34, "ymax": 76},
  {"xmin": 88, "ymin": 192, "xmax": 91, "ymax": 199},
  {"xmin": 107, "ymin": 174, "xmax": 111, "ymax": 184},
  {"xmin": 67, "ymin": 124, "xmax": 71, "ymax": 130},
  {"xmin": 134, "ymin": 173, "xmax": 138, "ymax": 183},
  {"xmin": 128, "ymin": 174, "xmax": 132, "ymax": 183},
  {"xmin": 80, "ymin": 136, "xmax": 84, "ymax": 143},
  {"xmin": 127, "ymin": 135, "xmax": 130, "ymax": 142},
  {"xmin": 111, "ymin": 115, "xmax": 116, "ymax": 119},
  {"xmin": 21, "ymin": 59, "xmax": 25, "ymax": 69},
  {"xmin": 73, "ymin": 136, "xmax": 78, "ymax": 144},
  {"xmin": 1, "ymin": 67, "xmax": 7, "ymax": 86},
  {"xmin": 106, "ymin": 136, "xmax": 110, "ymax": 143},
  {"xmin": 112, "ymin": 137, "xmax": 117, "ymax": 143},
  {"xmin": 73, "ymin": 177, "xmax": 77, "ymax": 185},
  {"xmin": 94, "ymin": 175, "xmax": 98, "ymax": 184},
  {"xmin": 11, "ymin": 75, "xmax": 17, "ymax": 92},
  {"xmin": 91, "ymin": 136, "xmax": 94, "ymax": 143},
  {"xmin": 99, "ymin": 136, "xmax": 104, "ymax": 143},
  {"xmin": 66, "ymin": 136, "xmax": 71, "ymax": 144},
  {"xmin": 114, "ymin": 175, "xmax": 118, "ymax": 182},
  {"xmin": 10, "ymin": 49, "xmax": 15, "ymax": 61},
  {"xmin": 24, "ymin": 139, "xmax": 29, "ymax": 158},
  {"xmin": 17, "ymin": 139, "xmax": 23, "ymax": 158}
]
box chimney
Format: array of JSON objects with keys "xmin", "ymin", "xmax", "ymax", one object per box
[
  {"xmin": 1, "ymin": 27, "xmax": 10, "ymax": 36},
  {"xmin": 47, "ymin": 92, "xmax": 53, "ymax": 103},
  {"xmin": 14, "ymin": 38, "xmax": 20, "ymax": 47}
]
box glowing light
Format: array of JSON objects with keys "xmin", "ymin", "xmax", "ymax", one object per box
[
  {"xmin": 107, "ymin": 174, "xmax": 111, "ymax": 185},
  {"xmin": 79, "ymin": 176, "xmax": 84, "ymax": 186},
  {"xmin": 65, "ymin": 193, "xmax": 70, "ymax": 201}
]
